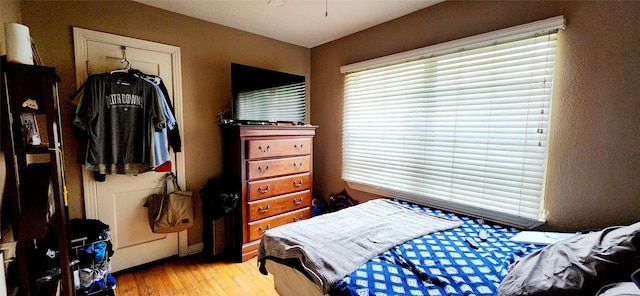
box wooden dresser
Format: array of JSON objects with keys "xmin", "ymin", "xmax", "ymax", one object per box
[{"xmin": 221, "ymin": 125, "xmax": 317, "ymax": 261}]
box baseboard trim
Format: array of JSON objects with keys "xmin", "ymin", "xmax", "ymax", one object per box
[{"xmin": 188, "ymin": 243, "xmax": 204, "ymax": 255}]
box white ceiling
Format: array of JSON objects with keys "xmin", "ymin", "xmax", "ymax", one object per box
[{"xmin": 132, "ymin": 0, "xmax": 444, "ymax": 48}]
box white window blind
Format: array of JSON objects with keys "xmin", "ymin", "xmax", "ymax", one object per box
[
  {"xmin": 236, "ymin": 82, "xmax": 306, "ymax": 122},
  {"xmin": 341, "ymin": 17, "xmax": 565, "ymax": 228}
]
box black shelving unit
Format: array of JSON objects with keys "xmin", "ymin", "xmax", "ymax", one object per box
[{"xmin": 1, "ymin": 57, "xmax": 74, "ymax": 296}]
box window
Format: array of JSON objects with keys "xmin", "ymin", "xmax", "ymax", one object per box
[{"xmin": 341, "ymin": 17, "xmax": 565, "ymax": 228}]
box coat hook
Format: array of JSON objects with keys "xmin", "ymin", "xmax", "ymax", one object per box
[{"xmin": 120, "ymin": 46, "xmax": 127, "ymax": 62}]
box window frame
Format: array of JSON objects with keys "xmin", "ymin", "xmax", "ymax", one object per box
[{"xmin": 340, "ymin": 16, "xmax": 566, "ymax": 228}]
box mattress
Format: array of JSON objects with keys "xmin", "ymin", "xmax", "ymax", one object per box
[
  {"xmin": 265, "ymin": 259, "xmax": 326, "ymax": 296},
  {"xmin": 264, "ymin": 199, "xmax": 542, "ymax": 296}
]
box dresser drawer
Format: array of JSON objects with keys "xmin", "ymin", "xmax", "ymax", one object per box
[
  {"xmin": 248, "ymin": 190, "xmax": 311, "ymax": 222},
  {"xmin": 248, "ymin": 208, "xmax": 311, "ymax": 241},
  {"xmin": 247, "ymin": 173, "xmax": 310, "ymax": 201},
  {"xmin": 247, "ymin": 155, "xmax": 310, "ymax": 180},
  {"xmin": 247, "ymin": 138, "xmax": 311, "ymax": 160}
]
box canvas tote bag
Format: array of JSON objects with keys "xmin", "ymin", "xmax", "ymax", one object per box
[{"xmin": 147, "ymin": 173, "xmax": 195, "ymax": 233}]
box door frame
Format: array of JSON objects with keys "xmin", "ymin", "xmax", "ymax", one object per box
[{"xmin": 72, "ymin": 27, "xmax": 188, "ymax": 256}]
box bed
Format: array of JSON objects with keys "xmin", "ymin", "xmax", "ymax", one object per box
[
  {"xmin": 257, "ymin": 198, "xmax": 543, "ymax": 296},
  {"xmin": 258, "ymin": 198, "xmax": 640, "ymax": 296}
]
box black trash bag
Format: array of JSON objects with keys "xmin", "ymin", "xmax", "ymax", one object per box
[
  {"xmin": 199, "ymin": 177, "xmax": 239, "ymax": 220},
  {"xmin": 329, "ymin": 189, "xmax": 358, "ymax": 211}
]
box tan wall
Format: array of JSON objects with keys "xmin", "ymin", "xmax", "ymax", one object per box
[
  {"xmin": 20, "ymin": 0, "xmax": 310, "ymax": 246},
  {"xmin": 15, "ymin": 0, "xmax": 640, "ymax": 244},
  {"xmin": 311, "ymin": 1, "xmax": 640, "ymax": 231},
  {"xmin": 0, "ymin": 0, "xmax": 22, "ymax": 55}
]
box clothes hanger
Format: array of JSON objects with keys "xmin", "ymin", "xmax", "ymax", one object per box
[
  {"xmin": 110, "ymin": 46, "xmax": 132, "ymax": 74},
  {"xmin": 110, "ymin": 46, "xmax": 140, "ymax": 86}
]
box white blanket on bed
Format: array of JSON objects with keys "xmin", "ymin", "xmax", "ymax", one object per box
[{"xmin": 257, "ymin": 198, "xmax": 463, "ymax": 293}]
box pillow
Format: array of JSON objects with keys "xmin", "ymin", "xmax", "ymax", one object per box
[
  {"xmin": 596, "ymin": 282, "xmax": 640, "ymax": 296},
  {"xmin": 498, "ymin": 222, "xmax": 640, "ymax": 296}
]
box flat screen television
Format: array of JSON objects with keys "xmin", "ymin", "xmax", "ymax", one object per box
[{"xmin": 231, "ymin": 63, "xmax": 306, "ymax": 124}]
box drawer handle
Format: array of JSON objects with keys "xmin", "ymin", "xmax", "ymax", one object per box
[
  {"xmin": 258, "ymin": 204, "xmax": 271, "ymax": 213},
  {"xmin": 259, "ymin": 224, "xmax": 271, "ymax": 232},
  {"xmin": 258, "ymin": 145, "xmax": 270, "ymax": 153},
  {"xmin": 294, "ymin": 144, "xmax": 304, "ymax": 150},
  {"xmin": 293, "ymin": 162, "xmax": 303, "ymax": 168},
  {"xmin": 293, "ymin": 215, "xmax": 304, "ymax": 222},
  {"xmin": 258, "ymin": 185, "xmax": 271, "ymax": 193},
  {"xmin": 293, "ymin": 180, "xmax": 303, "ymax": 187},
  {"xmin": 293, "ymin": 197, "xmax": 303, "ymax": 205},
  {"xmin": 258, "ymin": 165, "xmax": 270, "ymax": 173}
]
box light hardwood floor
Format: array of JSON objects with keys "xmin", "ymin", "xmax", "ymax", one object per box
[{"xmin": 113, "ymin": 255, "xmax": 279, "ymax": 296}]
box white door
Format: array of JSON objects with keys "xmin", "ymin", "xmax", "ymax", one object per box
[{"xmin": 73, "ymin": 28, "xmax": 186, "ymax": 272}]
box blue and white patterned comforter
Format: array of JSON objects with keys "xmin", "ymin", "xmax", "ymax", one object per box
[{"xmin": 330, "ymin": 200, "xmax": 542, "ymax": 296}]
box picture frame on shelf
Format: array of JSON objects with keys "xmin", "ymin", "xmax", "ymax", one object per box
[{"xmin": 19, "ymin": 112, "xmax": 41, "ymax": 146}]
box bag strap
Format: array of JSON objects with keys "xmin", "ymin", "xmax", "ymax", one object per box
[
  {"xmin": 154, "ymin": 173, "xmax": 183, "ymax": 223},
  {"xmin": 161, "ymin": 172, "xmax": 182, "ymax": 192},
  {"xmin": 154, "ymin": 194, "xmax": 167, "ymax": 222},
  {"xmin": 154, "ymin": 173, "xmax": 174, "ymax": 222},
  {"xmin": 169, "ymin": 174, "xmax": 181, "ymax": 192}
]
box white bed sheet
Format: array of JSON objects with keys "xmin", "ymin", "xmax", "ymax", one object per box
[{"xmin": 265, "ymin": 259, "xmax": 327, "ymax": 296}]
